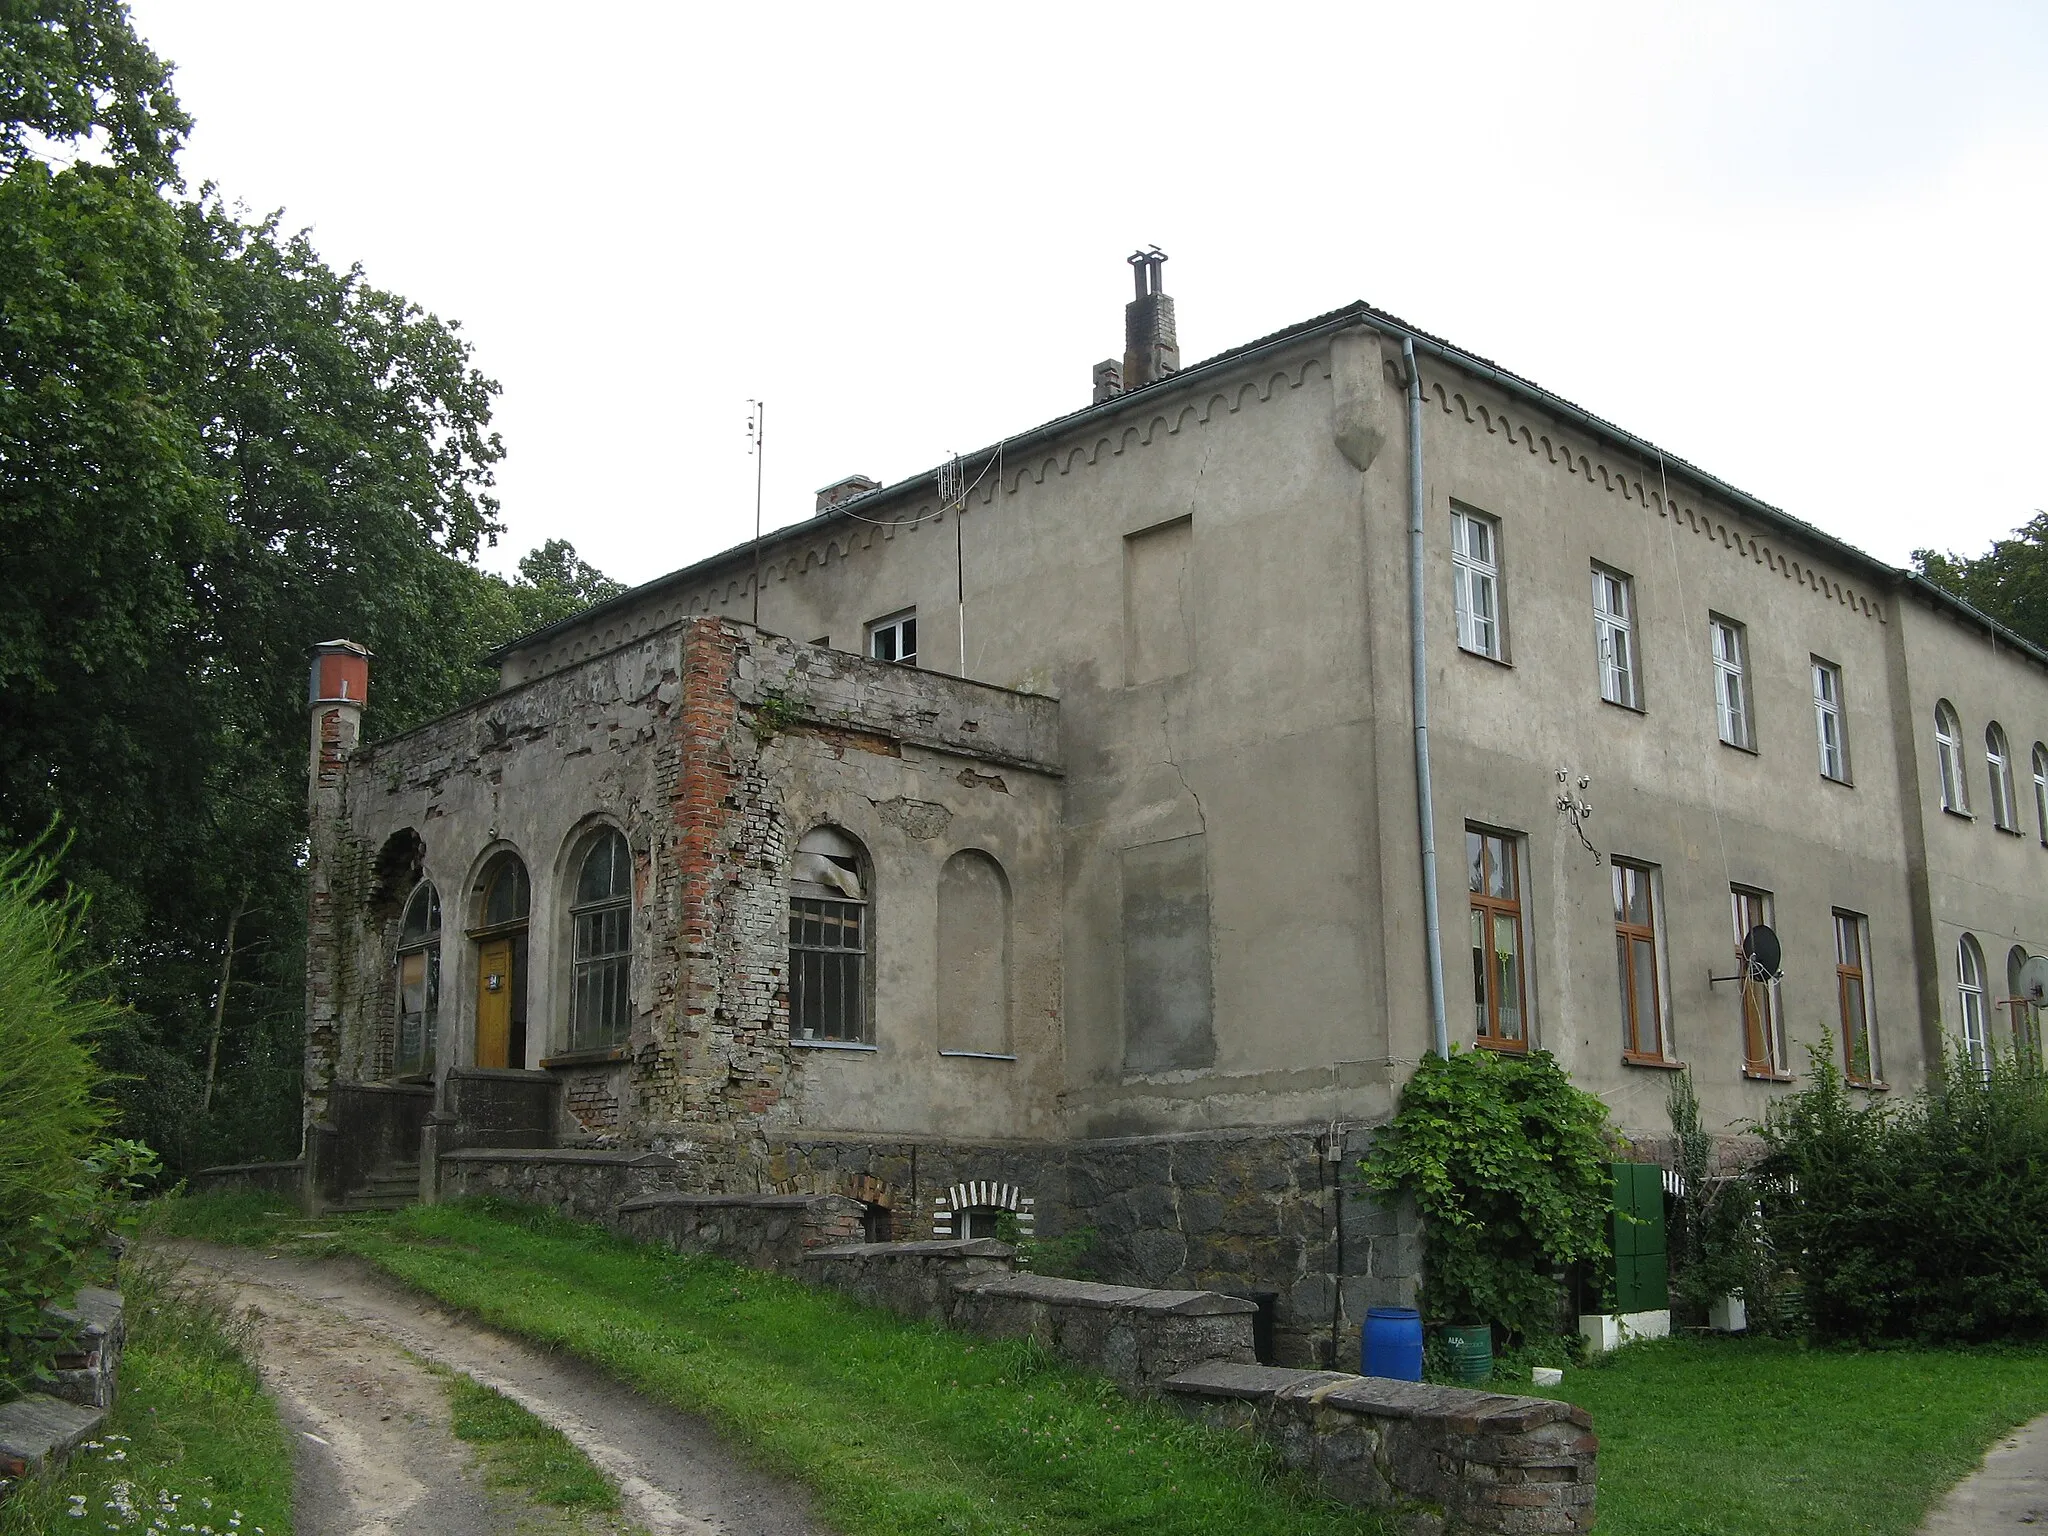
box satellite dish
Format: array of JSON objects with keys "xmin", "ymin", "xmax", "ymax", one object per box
[
  {"xmin": 1741, "ymin": 925, "xmax": 1783, "ymax": 983},
  {"xmin": 2020, "ymin": 954, "xmax": 2048, "ymax": 1005}
]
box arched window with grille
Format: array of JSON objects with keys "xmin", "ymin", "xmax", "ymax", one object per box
[
  {"xmin": 395, "ymin": 881, "xmax": 440, "ymax": 1078},
  {"xmin": 569, "ymin": 828, "xmax": 633, "ymax": 1052},
  {"xmin": 1935, "ymin": 701, "xmax": 1969, "ymax": 815},
  {"xmin": 1958, "ymin": 933, "xmax": 1989, "ymax": 1069},
  {"xmin": 1987, "ymin": 722, "xmax": 2019, "ymax": 831},
  {"xmin": 789, "ymin": 826, "xmax": 869, "ymax": 1044}
]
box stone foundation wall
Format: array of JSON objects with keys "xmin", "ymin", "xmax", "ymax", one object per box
[
  {"xmin": 1165, "ymin": 1361, "xmax": 1596, "ymax": 1535},
  {"xmin": 434, "ymin": 1148, "xmax": 690, "ymax": 1224},
  {"xmin": 613, "ymin": 1192, "xmax": 863, "ymax": 1269},
  {"xmin": 187, "ymin": 1160, "xmax": 305, "ymax": 1201}
]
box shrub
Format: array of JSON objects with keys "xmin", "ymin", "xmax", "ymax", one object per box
[
  {"xmin": 0, "ymin": 837, "xmax": 127, "ymax": 1390},
  {"xmin": 1361, "ymin": 1046, "xmax": 1617, "ymax": 1343},
  {"xmin": 1665, "ymin": 1068, "xmax": 1776, "ymax": 1328},
  {"xmin": 1758, "ymin": 1044, "xmax": 2048, "ymax": 1343}
]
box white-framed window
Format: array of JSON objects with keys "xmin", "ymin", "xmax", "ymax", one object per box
[
  {"xmin": 1935, "ymin": 700, "xmax": 1970, "ymax": 815},
  {"xmin": 2034, "ymin": 743, "xmax": 2048, "ymax": 846},
  {"xmin": 1812, "ymin": 658, "xmax": 1849, "ymax": 782},
  {"xmin": 867, "ymin": 609, "xmax": 917, "ymax": 666},
  {"xmin": 1710, "ymin": 617, "xmax": 1752, "ymax": 750},
  {"xmin": 1592, "ymin": 566, "xmax": 1640, "ymax": 709},
  {"xmin": 1958, "ymin": 932, "xmax": 1989, "ymax": 1069},
  {"xmin": 1986, "ymin": 722, "xmax": 2019, "ymax": 831},
  {"xmin": 1451, "ymin": 507, "xmax": 1503, "ymax": 660}
]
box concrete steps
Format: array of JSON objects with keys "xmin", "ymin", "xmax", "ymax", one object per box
[{"xmin": 335, "ymin": 1163, "xmax": 419, "ymax": 1211}]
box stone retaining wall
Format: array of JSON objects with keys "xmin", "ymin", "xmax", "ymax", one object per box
[
  {"xmin": 1164, "ymin": 1361, "xmax": 1596, "ymax": 1535},
  {"xmin": 187, "ymin": 1159, "xmax": 305, "ymax": 1201},
  {"xmin": 613, "ymin": 1192, "xmax": 862, "ymax": 1269},
  {"xmin": 435, "ymin": 1148, "xmax": 687, "ymax": 1223},
  {"xmin": 798, "ymin": 1239, "xmax": 1016, "ymax": 1324}
]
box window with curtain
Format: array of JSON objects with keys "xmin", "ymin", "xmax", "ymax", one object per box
[
  {"xmin": 1834, "ymin": 911, "xmax": 1877, "ymax": 1086},
  {"xmin": 1935, "ymin": 701, "xmax": 1969, "ymax": 814},
  {"xmin": 1452, "ymin": 507, "xmax": 1503, "ymax": 659},
  {"xmin": 1467, "ymin": 828, "xmax": 1528, "ymax": 1051},
  {"xmin": 569, "ymin": 829, "xmax": 632, "ymax": 1051},
  {"xmin": 1732, "ymin": 886, "xmax": 1786, "ymax": 1078},
  {"xmin": 395, "ymin": 882, "xmax": 440, "ymax": 1078},
  {"xmin": 1592, "ymin": 566, "xmax": 1640, "ymax": 709},
  {"xmin": 1986, "ymin": 722, "xmax": 2019, "ymax": 831},
  {"xmin": 1613, "ymin": 861, "xmax": 1666, "ymax": 1061},
  {"xmin": 2034, "ymin": 743, "xmax": 2048, "ymax": 846},
  {"xmin": 1710, "ymin": 617, "xmax": 1752, "ymax": 750}
]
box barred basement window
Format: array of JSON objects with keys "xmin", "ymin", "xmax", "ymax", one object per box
[
  {"xmin": 569, "ymin": 829, "xmax": 632, "ymax": 1051},
  {"xmin": 395, "ymin": 881, "xmax": 440, "ymax": 1078},
  {"xmin": 790, "ymin": 826, "xmax": 869, "ymax": 1044}
]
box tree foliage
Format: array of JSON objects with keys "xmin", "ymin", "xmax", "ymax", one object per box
[
  {"xmin": 1360, "ymin": 1047, "xmax": 1618, "ymax": 1343},
  {"xmin": 1914, "ymin": 511, "xmax": 2048, "ymax": 653},
  {"xmin": 0, "ymin": 1, "xmax": 622, "ymax": 1172}
]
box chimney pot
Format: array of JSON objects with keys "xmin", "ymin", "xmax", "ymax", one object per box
[
  {"xmin": 1122, "ymin": 248, "xmax": 1179, "ymax": 391},
  {"xmin": 1092, "ymin": 359, "xmax": 1124, "ymax": 404},
  {"xmin": 815, "ymin": 474, "xmax": 882, "ymax": 514}
]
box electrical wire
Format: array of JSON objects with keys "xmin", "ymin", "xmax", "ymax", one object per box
[{"xmin": 831, "ymin": 440, "xmax": 1008, "ymax": 528}]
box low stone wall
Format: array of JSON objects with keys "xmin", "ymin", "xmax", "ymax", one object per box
[
  {"xmin": 436, "ymin": 1148, "xmax": 686, "ymax": 1223},
  {"xmin": 45, "ymin": 1287, "xmax": 124, "ymax": 1412},
  {"xmin": 1164, "ymin": 1361, "xmax": 1596, "ymax": 1535},
  {"xmin": 187, "ymin": 1159, "xmax": 305, "ymax": 1202},
  {"xmin": 613, "ymin": 1193, "xmax": 863, "ymax": 1270},
  {"xmin": 441, "ymin": 1067, "xmax": 557, "ymax": 1150},
  {"xmin": 800, "ymin": 1240, "xmax": 1256, "ymax": 1391}
]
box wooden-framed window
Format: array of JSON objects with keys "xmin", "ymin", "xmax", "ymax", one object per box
[
  {"xmin": 569, "ymin": 828, "xmax": 632, "ymax": 1052},
  {"xmin": 1732, "ymin": 886, "xmax": 1787, "ymax": 1078},
  {"xmin": 395, "ymin": 881, "xmax": 440, "ymax": 1079},
  {"xmin": 1812, "ymin": 658, "xmax": 1849, "ymax": 782},
  {"xmin": 1834, "ymin": 911, "xmax": 1879, "ymax": 1086},
  {"xmin": 1986, "ymin": 722, "xmax": 2019, "ymax": 831},
  {"xmin": 2006, "ymin": 946, "xmax": 2041, "ymax": 1070},
  {"xmin": 1958, "ymin": 933, "xmax": 1989, "ymax": 1069},
  {"xmin": 1935, "ymin": 700, "xmax": 1970, "ymax": 815},
  {"xmin": 867, "ymin": 609, "xmax": 917, "ymax": 667},
  {"xmin": 790, "ymin": 826, "xmax": 870, "ymax": 1044},
  {"xmin": 1451, "ymin": 507, "xmax": 1503, "ymax": 660},
  {"xmin": 1592, "ymin": 566, "xmax": 1640, "ymax": 709},
  {"xmin": 1613, "ymin": 861, "xmax": 1667, "ymax": 1062},
  {"xmin": 1710, "ymin": 617, "xmax": 1752, "ymax": 750},
  {"xmin": 1467, "ymin": 827, "xmax": 1528, "ymax": 1052}
]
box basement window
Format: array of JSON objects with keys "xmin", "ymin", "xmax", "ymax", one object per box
[{"xmin": 867, "ymin": 610, "xmax": 917, "ymax": 667}]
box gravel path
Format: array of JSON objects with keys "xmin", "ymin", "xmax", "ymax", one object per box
[
  {"xmin": 1920, "ymin": 1410, "xmax": 2048, "ymax": 1534},
  {"xmin": 168, "ymin": 1241, "xmax": 831, "ymax": 1536}
]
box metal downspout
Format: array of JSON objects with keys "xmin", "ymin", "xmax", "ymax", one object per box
[{"xmin": 1405, "ymin": 337, "xmax": 1449, "ymax": 1058}]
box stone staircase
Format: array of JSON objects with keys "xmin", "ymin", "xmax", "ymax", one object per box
[{"xmin": 335, "ymin": 1162, "xmax": 419, "ymax": 1212}]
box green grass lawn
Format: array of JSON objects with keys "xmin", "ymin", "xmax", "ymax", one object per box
[
  {"xmin": 443, "ymin": 1369, "xmax": 622, "ymax": 1513},
  {"xmin": 154, "ymin": 1193, "xmax": 1387, "ymax": 1536},
  {"xmin": 0, "ymin": 1251, "xmax": 295, "ymax": 1536},
  {"xmin": 1524, "ymin": 1334, "xmax": 2048, "ymax": 1536}
]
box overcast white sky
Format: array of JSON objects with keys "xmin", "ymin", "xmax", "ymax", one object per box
[{"xmin": 127, "ymin": 0, "xmax": 2047, "ymax": 588}]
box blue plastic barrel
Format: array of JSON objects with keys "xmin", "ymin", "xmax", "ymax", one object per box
[{"xmin": 1363, "ymin": 1306, "xmax": 1424, "ymax": 1381}]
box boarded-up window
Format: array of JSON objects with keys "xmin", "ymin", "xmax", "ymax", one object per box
[
  {"xmin": 1121, "ymin": 833, "xmax": 1215, "ymax": 1073},
  {"xmin": 1124, "ymin": 517, "xmax": 1193, "ymax": 686},
  {"xmin": 938, "ymin": 849, "xmax": 1011, "ymax": 1056}
]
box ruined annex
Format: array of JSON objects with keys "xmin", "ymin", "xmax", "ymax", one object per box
[{"xmin": 280, "ymin": 258, "xmax": 2048, "ymax": 1366}]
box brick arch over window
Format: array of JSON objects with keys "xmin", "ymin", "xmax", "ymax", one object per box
[{"xmin": 931, "ymin": 1180, "xmax": 1034, "ymax": 1242}]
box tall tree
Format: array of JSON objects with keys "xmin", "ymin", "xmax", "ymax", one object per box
[{"xmin": 1915, "ymin": 513, "xmax": 2048, "ymax": 653}]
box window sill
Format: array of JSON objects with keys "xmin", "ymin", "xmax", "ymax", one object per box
[
  {"xmin": 540, "ymin": 1047, "xmax": 627, "ymax": 1069},
  {"xmin": 1476, "ymin": 1037, "xmax": 1529, "ymax": 1054},
  {"xmin": 1622, "ymin": 1053, "xmax": 1687, "ymax": 1070},
  {"xmin": 1458, "ymin": 644, "xmax": 1512, "ymax": 669},
  {"xmin": 938, "ymin": 1050, "xmax": 1017, "ymax": 1060},
  {"xmin": 1599, "ymin": 695, "xmax": 1646, "ymax": 716},
  {"xmin": 1742, "ymin": 1068, "xmax": 1795, "ymax": 1083},
  {"xmin": 1847, "ymin": 1078, "xmax": 1890, "ymax": 1091},
  {"xmin": 1942, "ymin": 806, "xmax": 1975, "ymax": 821},
  {"xmin": 1821, "ymin": 772, "xmax": 1854, "ymax": 788},
  {"xmin": 1719, "ymin": 738, "xmax": 1759, "ymax": 756},
  {"xmin": 1995, "ymin": 824, "xmax": 2025, "ymax": 837},
  {"xmin": 792, "ymin": 1038, "xmax": 878, "ymax": 1052}
]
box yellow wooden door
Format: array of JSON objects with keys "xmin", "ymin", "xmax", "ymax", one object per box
[{"xmin": 476, "ymin": 938, "xmax": 512, "ymax": 1069}]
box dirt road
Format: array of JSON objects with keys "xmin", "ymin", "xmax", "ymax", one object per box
[{"xmin": 169, "ymin": 1242, "xmax": 831, "ymax": 1536}]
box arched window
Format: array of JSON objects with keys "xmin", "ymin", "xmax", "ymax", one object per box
[
  {"xmin": 789, "ymin": 826, "xmax": 868, "ymax": 1044},
  {"xmin": 1987, "ymin": 722, "xmax": 2019, "ymax": 831},
  {"xmin": 2033, "ymin": 743, "xmax": 2048, "ymax": 846},
  {"xmin": 569, "ymin": 829, "xmax": 633, "ymax": 1052},
  {"xmin": 2010, "ymin": 946, "xmax": 2041, "ymax": 1068},
  {"xmin": 395, "ymin": 882, "xmax": 440, "ymax": 1078},
  {"xmin": 474, "ymin": 853, "xmax": 530, "ymax": 1069},
  {"xmin": 1958, "ymin": 933, "xmax": 1988, "ymax": 1069},
  {"xmin": 1934, "ymin": 701, "xmax": 1969, "ymax": 814},
  {"xmin": 938, "ymin": 849, "xmax": 1012, "ymax": 1058}
]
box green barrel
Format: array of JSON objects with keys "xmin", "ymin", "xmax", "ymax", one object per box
[{"xmin": 1442, "ymin": 1324, "xmax": 1493, "ymax": 1385}]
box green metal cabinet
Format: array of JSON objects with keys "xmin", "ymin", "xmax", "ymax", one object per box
[{"xmin": 1610, "ymin": 1162, "xmax": 1670, "ymax": 1313}]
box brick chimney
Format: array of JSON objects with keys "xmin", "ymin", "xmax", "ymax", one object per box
[
  {"xmin": 1092, "ymin": 359, "xmax": 1124, "ymax": 403},
  {"xmin": 307, "ymin": 639, "xmax": 370, "ymax": 789},
  {"xmin": 815, "ymin": 474, "xmax": 881, "ymax": 514},
  {"xmin": 1122, "ymin": 248, "xmax": 1179, "ymax": 391}
]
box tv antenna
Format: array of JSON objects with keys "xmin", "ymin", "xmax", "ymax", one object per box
[
  {"xmin": 747, "ymin": 400, "xmax": 765, "ymax": 626},
  {"xmin": 1556, "ymin": 770, "xmax": 1600, "ymax": 864},
  {"xmin": 939, "ymin": 451, "xmax": 967, "ymax": 676}
]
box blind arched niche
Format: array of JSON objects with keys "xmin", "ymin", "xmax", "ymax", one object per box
[{"xmin": 937, "ymin": 849, "xmax": 1012, "ymax": 1058}]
